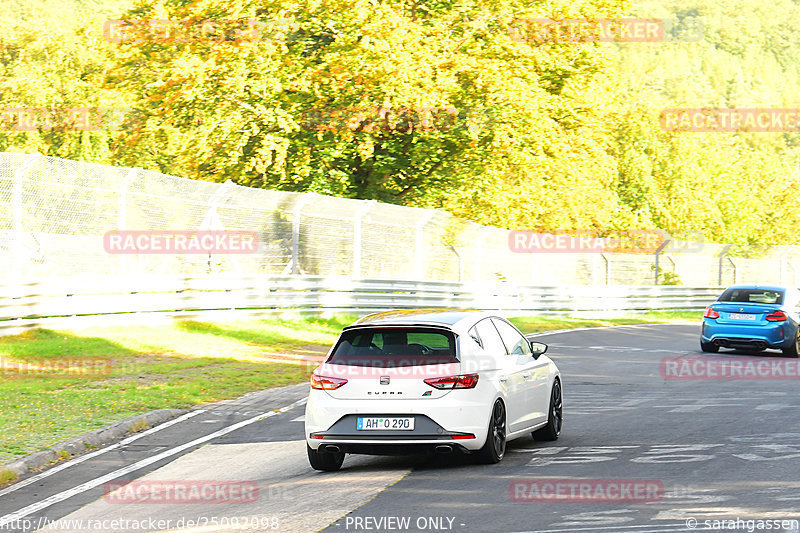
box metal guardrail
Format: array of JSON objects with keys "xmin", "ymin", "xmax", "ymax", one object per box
[{"xmin": 0, "ymin": 276, "xmax": 720, "ymax": 333}]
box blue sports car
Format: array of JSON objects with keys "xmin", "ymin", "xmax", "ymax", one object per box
[{"xmin": 700, "ymin": 285, "xmax": 800, "ymax": 356}]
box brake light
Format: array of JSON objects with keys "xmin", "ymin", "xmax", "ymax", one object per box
[
  {"xmin": 311, "ymin": 374, "xmax": 348, "ymax": 390},
  {"xmin": 703, "ymin": 307, "xmax": 719, "ymax": 319},
  {"xmin": 424, "ymin": 374, "xmax": 479, "ymax": 389},
  {"xmin": 766, "ymin": 310, "xmax": 788, "ymax": 322}
]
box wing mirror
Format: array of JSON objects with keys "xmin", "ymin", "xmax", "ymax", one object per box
[{"xmin": 530, "ymin": 341, "xmax": 548, "ymax": 359}]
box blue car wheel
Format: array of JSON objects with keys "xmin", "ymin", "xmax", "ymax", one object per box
[
  {"xmin": 783, "ymin": 328, "xmax": 800, "ymax": 358},
  {"xmin": 700, "ymin": 340, "xmax": 718, "ymax": 353}
]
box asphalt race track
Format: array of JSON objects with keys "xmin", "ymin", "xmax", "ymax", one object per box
[{"xmin": 2, "ymin": 324, "xmax": 800, "ymax": 533}]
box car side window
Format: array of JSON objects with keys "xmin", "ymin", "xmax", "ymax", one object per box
[
  {"xmin": 473, "ymin": 319, "xmax": 507, "ymax": 355},
  {"xmin": 492, "ymin": 318, "xmax": 532, "ymax": 355},
  {"xmin": 468, "ymin": 326, "xmax": 483, "ymax": 348},
  {"xmin": 791, "ymin": 290, "xmax": 800, "ymax": 308}
]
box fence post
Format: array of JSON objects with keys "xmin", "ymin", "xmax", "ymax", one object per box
[
  {"xmin": 654, "ymin": 239, "xmax": 671, "ymax": 284},
  {"xmin": 352, "ymin": 200, "xmax": 376, "ymax": 278},
  {"xmin": 416, "ymin": 212, "xmax": 435, "ymax": 280},
  {"xmin": 201, "ymin": 179, "xmax": 236, "ymax": 274},
  {"xmin": 718, "ymin": 244, "xmax": 732, "ymax": 286},
  {"xmin": 289, "ymin": 195, "xmax": 313, "ymax": 275},
  {"xmin": 117, "ymin": 167, "xmax": 140, "ymax": 277},
  {"xmin": 787, "ymin": 260, "xmax": 798, "ymax": 286},
  {"xmin": 118, "ymin": 167, "xmax": 140, "ymax": 230},
  {"xmin": 202, "ymin": 179, "xmax": 234, "ymax": 229},
  {"xmin": 474, "ymin": 226, "xmax": 492, "ymax": 283},
  {"xmin": 449, "ymin": 245, "xmax": 464, "ymax": 282},
  {"xmin": 11, "ymin": 153, "xmax": 41, "ymax": 280}
]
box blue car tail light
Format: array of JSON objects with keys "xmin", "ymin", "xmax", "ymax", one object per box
[{"xmin": 766, "ymin": 311, "xmax": 788, "ymax": 322}]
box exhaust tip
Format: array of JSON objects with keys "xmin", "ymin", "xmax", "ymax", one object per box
[
  {"xmin": 324, "ymin": 445, "xmax": 341, "ymax": 453},
  {"xmin": 435, "ymin": 445, "xmax": 453, "ymax": 454}
]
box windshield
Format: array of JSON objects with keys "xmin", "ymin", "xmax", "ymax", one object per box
[
  {"xmin": 718, "ymin": 288, "xmax": 784, "ymax": 305},
  {"xmin": 327, "ymin": 327, "xmax": 458, "ymax": 367}
]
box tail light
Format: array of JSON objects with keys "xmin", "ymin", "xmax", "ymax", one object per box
[
  {"xmin": 766, "ymin": 310, "xmax": 788, "ymax": 322},
  {"xmin": 311, "ymin": 374, "xmax": 348, "ymax": 390},
  {"xmin": 424, "ymin": 374, "xmax": 479, "ymax": 389},
  {"xmin": 703, "ymin": 307, "xmax": 719, "ymax": 319}
]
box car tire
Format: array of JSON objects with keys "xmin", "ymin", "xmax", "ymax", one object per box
[
  {"xmin": 700, "ymin": 341, "xmax": 719, "ymax": 353},
  {"xmin": 533, "ymin": 379, "xmax": 562, "ymax": 441},
  {"xmin": 307, "ymin": 444, "xmax": 345, "ymax": 471},
  {"xmin": 477, "ymin": 400, "xmax": 506, "ymax": 464},
  {"xmin": 782, "ymin": 329, "xmax": 800, "ymax": 358}
]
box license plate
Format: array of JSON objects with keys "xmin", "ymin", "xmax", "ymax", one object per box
[
  {"xmin": 357, "ymin": 417, "xmax": 415, "ymax": 431},
  {"xmin": 729, "ymin": 313, "xmax": 756, "ymax": 320}
]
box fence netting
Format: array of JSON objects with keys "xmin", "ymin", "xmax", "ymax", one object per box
[{"xmin": 2, "ymin": 152, "xmax": 800, "ymax": 287}]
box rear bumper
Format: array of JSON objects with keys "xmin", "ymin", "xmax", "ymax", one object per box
[
  {"xmin": 304, "ymin": 390, "xmax": 493, "ymax": 452},
  {"xmin": 701, "ymin": 319, "xmax": 792, "ymax": 348},
  {"xmin": 312, "ymin": 442, "xmax": 474, "ymax": 456}
]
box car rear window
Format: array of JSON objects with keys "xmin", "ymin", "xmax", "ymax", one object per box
[
  {"xmin": 327, "ymin": 327, "xmax": 458, "ymax": 367},
  {"xmin": 718, "ymin": 288, "xmax": 784, "ymax": 305}
]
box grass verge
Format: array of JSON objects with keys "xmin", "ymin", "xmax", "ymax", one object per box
[
  {"xmin": 0, "ymin": 315, "xmax": 355, "ymax": 462},
  {"xmin": 0, "ymin": 468, "xmax": 18, "ymax": 485},
  {"xmin": 0, "ymin": 310, "xmax": 699, "ymax": 465},
  {"xmin": 508, "ymin": 310, "xmax": 698, "ymax": 333}
]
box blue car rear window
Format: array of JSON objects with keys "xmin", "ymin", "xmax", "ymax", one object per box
[{"xmin": 718, "ymin": 289, "xmax": 784, "ymax": 304}]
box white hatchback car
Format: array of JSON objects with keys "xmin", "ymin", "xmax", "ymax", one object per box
[{"xmin": 305, "ymin": 310, "xmax": 562, "ymax": 471}]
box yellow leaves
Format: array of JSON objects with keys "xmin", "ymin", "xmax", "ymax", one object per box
[{"xmin": 356, "ymin": 137, "xmax": 374, "ymax": 159}]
